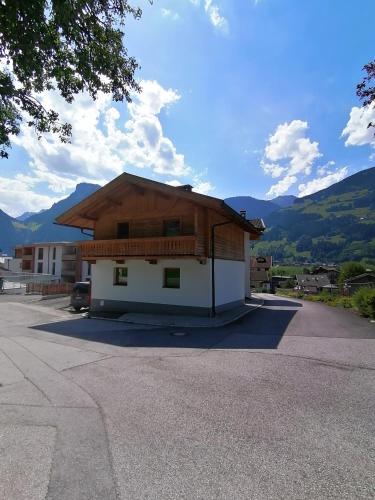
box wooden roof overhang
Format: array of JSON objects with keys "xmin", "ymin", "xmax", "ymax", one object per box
[{"xmin": 54, "ymin": 172, "xmax": 265, "ymax": 239}]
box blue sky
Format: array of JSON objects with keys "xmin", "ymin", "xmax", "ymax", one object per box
[{"xmin": 1, "ymin": 0, "xmax": 375, "ymax": 216}]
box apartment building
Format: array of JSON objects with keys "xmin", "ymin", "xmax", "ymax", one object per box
[{"xmin": 14, "ymin": 242, "xmax": 91, "ymax": 283}]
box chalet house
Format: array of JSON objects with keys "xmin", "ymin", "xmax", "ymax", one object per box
[
  {"xmin": 344, "ymin": 273, "xmax": 375, "ymax": 296},
  {"xmin": 313, "ymin": 266, "xmax": 340, "ymax": 284},
  {"xmin": 55, "ymin": 173, "xmax": 265, "ymax": 316},
  {"xmin": 250, "ymin": 256, "xmax": 272, "ymax": 290},
  {"xmin": 296, "ymin": 273, "xmax": 330, "ymax": 294},
  {"xmin": 14, "ymin": 242, "xmax": 91, "ymax": 283}
]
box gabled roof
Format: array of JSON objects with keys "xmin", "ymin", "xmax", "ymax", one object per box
[
  {"xmin": 296, "ymin": 274, "xmax": 330, "ymax": 286},
  {"xmin": 55, "ymin": 172, "xmax": 265, "ymax": 236},
  {"xmin": 345, "ymin": 272, "xmax": 375, "ymax": 284}
]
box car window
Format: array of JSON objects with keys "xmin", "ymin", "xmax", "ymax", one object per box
[{"xmin": 73, "ymin": 284, "xmax": 89, "ymax": 294}]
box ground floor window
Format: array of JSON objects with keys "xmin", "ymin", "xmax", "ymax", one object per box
[
  {"xmin": 164, "ymin": 268, "xmax": 180, "ymax": 288},
  {"xmin": 114, "ymin": 267, "xmax": 128, "ymax": 286},
  {"xmin": 37, "ymin": 262, "xmax": 43, "ymax": 274}
]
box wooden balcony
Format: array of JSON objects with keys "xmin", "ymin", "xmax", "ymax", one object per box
[{"xmin": 79, "ymin": 236, "xmax": 199, "ymax": 260}]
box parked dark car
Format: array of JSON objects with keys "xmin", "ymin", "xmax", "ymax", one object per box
[{"xmin": 70, "ymin": 281, "xmax": 90, "ymax": 311}]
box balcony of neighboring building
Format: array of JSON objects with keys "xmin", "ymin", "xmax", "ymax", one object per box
[
  {"xmin": 62, "ymin": 246, "xmax": 78, "ymax": 260},
  {"xmin": 22, "ymin": 247, "xmax": 33, "ymax": 259},
  {"xmin": 21, "ymin": 260, "xmax": 32, "ymax": 271}
]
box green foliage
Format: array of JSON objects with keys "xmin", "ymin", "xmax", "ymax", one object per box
[
  {"xmin": 270, "ymin": 265, "xmax": 308, "ymax": 276},
  {"xmin": 276, "ymin": 289, "xmax": 354, "ymax": 309},
  {"xmin": 0, "ymin": 1, "xmax": 143, "ymax": 157},
  {"xmin": 338, "ymin": 262, "xmax": 366, "ymax": 288},
  {"xmin": 353, "ymin": 288, "xmax": 375, "ymax": 319},
  {"xmin": 357, "ymin": 60, "xmax": 375, "ymax": 114}
]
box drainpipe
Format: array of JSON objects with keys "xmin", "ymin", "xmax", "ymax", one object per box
[{"xmin": 210, "ymin": 221, "xmax": 232, "ymax": 317}]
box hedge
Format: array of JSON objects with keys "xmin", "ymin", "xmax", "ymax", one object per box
[{"xmin": 353, "ymin": 287, "xmax": 375, "ymax": 319}]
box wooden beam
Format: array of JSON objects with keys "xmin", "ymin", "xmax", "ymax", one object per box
[{"xmin": 81, "ymin": 214, "xmax": 98, "ymax": 221}]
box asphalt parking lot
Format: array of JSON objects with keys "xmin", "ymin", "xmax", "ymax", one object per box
[{"xmin": 0, "ymin": 293, "xmax": 374, "ymax": 499}]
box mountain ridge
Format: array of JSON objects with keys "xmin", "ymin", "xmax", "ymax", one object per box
[
  {"xmin": 1, "ymin": 168, "xmax": 374, "ymax": 263},
  {"xmin": 256, "ymin": 167, "xmax": 375, "ymax": 263}
]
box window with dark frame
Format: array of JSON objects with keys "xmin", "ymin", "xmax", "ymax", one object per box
[
  {"xmin": 52, "ymin": 247, "xmax": 56, "ymax": 260},
  {"xmin": 114, "ymin": 267, "xmax": 128, "ymax": 286},
  {"xmin": 52, "ymin": 262, "xmax": 56, "ymax": 275},
  {"xmin": 117, "ymin": 222, "xmax": 129, "ymax": 239},
  {"xmin": 163, "ymin": 219, "xmax": 181, "ymax": 237},
  {"xmin": 38, "ymin": 248, "xmax": 43, "ymax": 260},
  {"xmin": 164, "ymin": 268, "xmax": 180, "ymax": 288},
  {"xmin": 37, "ymin": 262, "xmax": 43, "ymax": 274}
]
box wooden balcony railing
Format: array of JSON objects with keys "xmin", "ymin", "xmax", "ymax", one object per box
[{"xmin": 79, "ymin": 236, "xmax": 198, "ymax": 259}]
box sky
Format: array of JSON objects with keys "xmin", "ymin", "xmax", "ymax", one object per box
[{"xmin": 1, "ymin": 0, "xmax": 375, "ymax": 217}]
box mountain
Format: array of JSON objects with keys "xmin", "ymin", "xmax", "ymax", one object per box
[
  {"xmin": 2, "ymin": 168, "xmax": 374, "ymax": 263},
  {"xmin": 255, "ymin": 167, "xmax": 375, "ymax": 263},
  {"xmin": 16, "ymin": 211, "xmax": 43, "ymax": 222},
  {"xmin": 271, "ymin": 195, "xmax": 296, "ymax": 208},
  {"xmin": 0, "ymin": 210, "xmax": 24, "ymax": 255},
  {"xmin": 23, "ymin": 182, "xmax": 101, "ymax": 244},
  {"xmin": 0, "ymin": 183, "xmax": 100, "ymax": 255},
  {"xmin": 225, "ymin": 196, "xmax": 280, "ymax": 219}
]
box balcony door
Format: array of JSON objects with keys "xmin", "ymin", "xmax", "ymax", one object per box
[{"xmin": 117, "ymin": 222, "xmax": 129, "ymax": 239}]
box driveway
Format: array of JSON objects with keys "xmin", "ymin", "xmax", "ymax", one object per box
[{"xmin": 0, "ymin": 293, "xmax": 374, "ymax": 499}]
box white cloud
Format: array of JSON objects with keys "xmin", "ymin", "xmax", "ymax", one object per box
[
  {"xmin": 166, "ymin": 180, "xmax": 182, "ymax": 187},
  {"xmin": 165, "ymin": 178, "xmax": 214, "ymax": 195},
  {"xmin": 264, "ymin": 120, "xmax": 321, "ymax": 176},
  {"xmin": 0, "ymin": 176, "xmax": 61, "ymax": 217},
  {"xmin": 298, "ymin": 167, "xmax": 348, "ymax": 197},
  {"xmin": 161, "ymin": 8, "xmax": 180, "ymax": 20},
  {"xmin": 260, "ymin": 161, "xmax": 286, "ymax": 178},
  {"xmin": 317, "ymin": 160, "xmax": 335, "ymax": 177},
  {"xmin": 1, "ymin": 79, "xmax": 217, "ymax": 216},
  {"xmin": 193, "ymin": 181, "xmax": 214, "ymax": 195},
  {"xmin": 204, "ymin": 0, "xmax": 228, "ymax": 32},
  {"xmin": 342, "ymin": 104, "xmax": 375, "ymax": 148},
  {"xmin": 12, "ymin": 79, "xmax": 190, "ymax": 194},
  {"xmin": 267, "ymin": 175, "xmax": 297, "ymax": 198},
  {"xmin": 262, "ymin": 120, "xmax": 321, "ymax": 196},
  {"xmin": 189, "ymin": 0, "xmax": 228, "ymax": 33}
]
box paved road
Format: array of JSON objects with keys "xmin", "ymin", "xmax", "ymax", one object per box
[{"xmin": 0, "ymin": 293, "xmax": 374, "ymax": 499}]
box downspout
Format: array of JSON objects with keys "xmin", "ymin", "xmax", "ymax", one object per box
[{"xmin": 210, "ymin": 221, "xmax": 232, "ymax": 317}]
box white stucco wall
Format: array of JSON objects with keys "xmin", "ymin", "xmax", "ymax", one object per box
[
  {"xmin": 7, "ymin": 258, "xmax": 22, "ymax": 273},
  {"xmin": 244, "ymin": 232, "xmax": 251, "ymax": 298},
  {"xmin": 91, "ymin": 257, "xmax": 245, "ymax": 309},
  {"xmin": 33, "ymin": 245, "xmax": 64, "ymax": 278},
  {"xmin": 34, "ymin": 246, "xmax": 48, "ymax": 274},
  {"xmin": 213, "ymin": 259, "xmax": 246, "ymax": 306},
  {"xmin": 81, "ymin": 261, "xmax": 91, "ymax": 281},
  {"xmin": 91, "ymin": 259, "xmax": 212, "ymax": 308},
  {"xmin": 53, "ymin": 246, "xmax": 63, "ymax": 278}
]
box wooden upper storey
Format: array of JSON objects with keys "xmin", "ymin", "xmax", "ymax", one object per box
[{"xmin": 55, "ymin": 173, "xmax": 264, "ymax": 261}]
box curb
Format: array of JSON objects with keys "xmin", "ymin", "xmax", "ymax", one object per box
[{"xmin": 88, "ymin": 296, "xmax": 265, "ymax": 329}]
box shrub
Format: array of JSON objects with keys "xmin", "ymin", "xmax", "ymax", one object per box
[
  {"xmin": 338, "ymin": 262, "xmax": 366, "ymax": 288},
  {"xmin": 353, "ymin": 288, "xmax": 375, "ymax": 319},
  {"xmin": 338, "ymin": 297, "xmax": 353, "ymax": 309}
]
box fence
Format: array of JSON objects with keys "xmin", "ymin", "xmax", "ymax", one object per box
[{"xmin": 26, "ymin": 282, "xmax": 74, "ymax": 296}]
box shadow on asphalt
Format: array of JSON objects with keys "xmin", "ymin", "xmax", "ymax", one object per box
[
  {"xmin": 260, "ymin": 297, "xmax": 303, "ymax": 308},
  {"xmin": 29, "ymin": 306, "xmax": 298, "ymax": 350}
]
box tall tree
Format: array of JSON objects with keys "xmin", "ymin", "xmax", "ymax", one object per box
[
  {"xmin": 357, "ymin": 60, "xmax": 375, "ymax": 129},
  {"xmin": 0, "ymin": 1, "xmax": 144, "ymax": 158}
]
